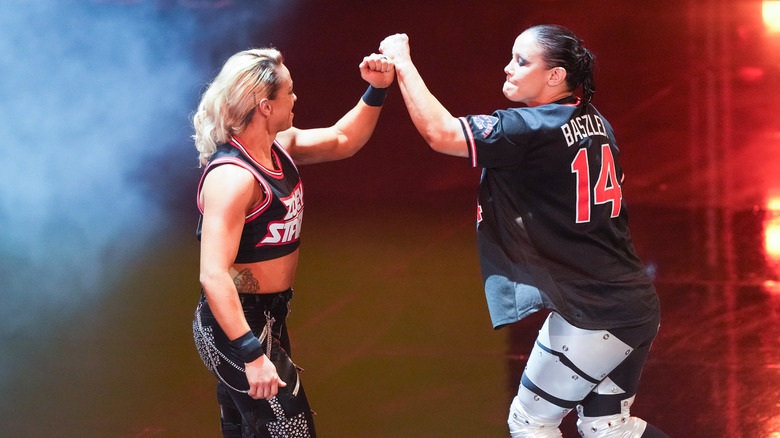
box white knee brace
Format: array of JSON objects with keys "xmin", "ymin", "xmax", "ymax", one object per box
[
  {"xmin": 507, "ymin": 396, "xmax": 564, "ymax": 438},
  {"xmin": 576, "ymin": 396, "xmax": 648, "ymax": 438}
]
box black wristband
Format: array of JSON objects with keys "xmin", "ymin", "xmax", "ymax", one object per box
[
  {"xmin": 361, "ymin": 85, "xmax": 388, "ymax": 107},
  {"xmin": 229, "ymin": 330, "xmax": 264, "ymax": 363}
]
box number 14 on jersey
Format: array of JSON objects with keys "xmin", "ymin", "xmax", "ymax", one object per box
[{"xmin": 571, "ymin": 144, "xmax": 623, "ymax": 224}]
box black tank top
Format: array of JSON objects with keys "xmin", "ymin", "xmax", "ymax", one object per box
[{"xmin": 196, "ymin": 137, "xmax": 303, "ymax": 263}]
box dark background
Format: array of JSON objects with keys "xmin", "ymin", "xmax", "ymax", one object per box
[{"xmin": 2, "ymin": 0, "xmax": 780, "ymax": 436}]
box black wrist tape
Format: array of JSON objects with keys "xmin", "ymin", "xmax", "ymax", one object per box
[
  {"xmin": 361, "ymin": 85, "xmax": 388, "ymax": 107},
  {"xmin": 229, "ymin": 330, "xmax": 264, "ymax": 363}
]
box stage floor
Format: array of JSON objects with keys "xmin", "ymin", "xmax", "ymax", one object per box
[
  {"xmin": 3, "ymin": 190, "xmax": 780, "ymax": 437},
  {"xmin": 3, "ymin": 0, "xmax": 780, "ymax": 437}
]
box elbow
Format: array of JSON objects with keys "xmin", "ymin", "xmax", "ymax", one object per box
[
  {"xmin": 421, "ymin": 130, "xmax": 449, "ymax": 154},
  {"xmin": 419, "ymin": 127, "xmax": 438, "ymax": 147},
  {"xmin": 416, "ymin": 116, "xmax": 462, "ymax": 155},
  {"xmin": 199, "ymin": 274, "xmax": 210, "ymax": 293},
  {"xmin": 428, "ymin": 140, "xmax": 447, "ymax": 154},
  {"xmin": 340, "ymin": 144, "xmax": 361, "ymax": 159},
  {"xmin": 333, "ymin": 134, "xmax": 365, "ymax": 161},
  {"xmin": 199, "ymin": 268, "xmax": 221, "ymax": 293}
]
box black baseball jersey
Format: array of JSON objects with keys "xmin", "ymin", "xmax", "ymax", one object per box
[
  {"xmin": 459, "ymin": 95, "xmax": 658, "ymax": 330},
  {"xmin": 197, "ymin": 137, "xmax": 303, "ymax": 263}
]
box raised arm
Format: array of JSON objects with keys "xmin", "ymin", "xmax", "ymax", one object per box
[
  {"xmin": 379, "ymin": 33, "xmax": 469, "ymax": 157},
  {"xmin": 277, "ymin": 54, "xmax": 395, "ymax": 164}
]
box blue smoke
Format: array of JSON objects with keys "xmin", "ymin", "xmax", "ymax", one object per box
[{"xmin": 0, "ymin": 0, "xmax": 295, "ymax": 337}]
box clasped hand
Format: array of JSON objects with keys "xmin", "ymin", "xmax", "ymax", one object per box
[
  {"xmin": 359, "ymin": 53, "xmax": 395, "ymax": 88},
  {"xmin": 378, "ymin": 33, "xmax": 411, "ymax": 64}
]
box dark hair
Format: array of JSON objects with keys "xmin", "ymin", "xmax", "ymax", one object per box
[{"xmin": 529, "ymin": 25, "xmax": 595, "ymax": 106}]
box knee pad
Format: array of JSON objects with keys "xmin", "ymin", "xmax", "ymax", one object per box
[
  {"xmin": 507, "ymin": 395, "xmax": 564, "ymax": 438},
  {"xmin": 576, "ymin": 395, "xmax": 647, "ymax": 438}
]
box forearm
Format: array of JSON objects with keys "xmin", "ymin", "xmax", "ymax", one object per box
[
  {"xmin": 331, "ymin": 94, "xmax": 385, "ymax": 155},
  {"xmin": 285, "ymin": 87, "xmax": 387, "ymax": 164},
  {"xmin": 393, "ymin": 59, "xmax": 468, "ymax": 157},
  {"xmin": 201, "ymin": 271, "xmax": 251, "ymax": 340}
]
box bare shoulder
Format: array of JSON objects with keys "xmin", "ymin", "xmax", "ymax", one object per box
[
  {"xmin": 201, "ymin": 163, "xmax": 260, "ymax": 208},
  {"xmin": 274, "ymin": 127, "xmax": 299, "ymax": 151},
  {"xmin": 203, "ymin": 162, "xmax": 257, "ymax": 188}
]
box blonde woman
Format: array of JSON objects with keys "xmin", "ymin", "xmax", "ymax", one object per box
[{"xmin": 192, "ymin": 47, "xmax": 393, "ymax": 437}]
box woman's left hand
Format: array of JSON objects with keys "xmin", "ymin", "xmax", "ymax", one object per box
[{"xmin": 359, "ymin": 53, "xmax": 395, "ymax": 88}]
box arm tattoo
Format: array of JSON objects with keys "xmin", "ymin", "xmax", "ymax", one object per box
[{"xmin": 232, "ymin": 268, "xmax": 260, "ymax": 294}]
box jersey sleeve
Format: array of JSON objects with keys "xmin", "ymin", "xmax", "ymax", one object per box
[{"xmin": 459, "ymin": 109, "xmax": 531, "ymax": 169}]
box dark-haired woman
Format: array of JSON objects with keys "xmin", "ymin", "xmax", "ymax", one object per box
[{"xmin": 380, "ymin": 26, "xmax": 668, "ymax": 438}]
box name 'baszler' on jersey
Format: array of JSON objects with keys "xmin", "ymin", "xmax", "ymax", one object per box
[
  {"xmin": 196, "ymin": 137, "xmax": 304, "ymax": 263},
  {"xmin": 459, "ymin": 95, "xmax": 658, "ymax": 331}
]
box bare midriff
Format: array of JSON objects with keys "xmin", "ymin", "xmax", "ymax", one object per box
[{"xmin": 230, "ymin": 249, "xmax": 299, "ymax": 294}]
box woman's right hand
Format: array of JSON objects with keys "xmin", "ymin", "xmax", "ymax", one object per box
[
  {"xmin": 359, "ymin": 53, "xmax": 395, "ymax": 89},
  {"xmin": 379, "ymin": 33, "xmax": 411, "ymax": 64},
  {"xmin": 245, "ymin": 355, "xmax": 287, "ymax": 400}
]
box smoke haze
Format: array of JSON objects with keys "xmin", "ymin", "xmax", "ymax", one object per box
[{"xmin": 0, "ymin": 0, "xmax": 293, "ymax": 334}]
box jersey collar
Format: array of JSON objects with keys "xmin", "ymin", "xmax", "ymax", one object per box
[{"xmin": 554, "ymin": 95, "xmax": 582, "ymax": 106}]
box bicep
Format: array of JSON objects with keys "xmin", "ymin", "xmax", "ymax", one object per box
[
  {"xmin": 428, "ymin": 117, "xmax": 469, "ymax": 157},
  {"xmin": 199, "ymin": 167, "xmax": 258, "ymax": 273},
  {"xmin": 276, "ymin": 126, "xmax": 342, "ymax": 165}
]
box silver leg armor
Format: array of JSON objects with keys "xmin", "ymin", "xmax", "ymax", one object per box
[
  {"xmin": 508, "ymin": 394, "xmax": 565, "ymax": 438},
  {"xmin": 508, "ymin": 312, "xmax": 636, "ymax": 438},
  {"xmin": 576, "ymin": 395, "xmax": 648, "ymax": 438}
]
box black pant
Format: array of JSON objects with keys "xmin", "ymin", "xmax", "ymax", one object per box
[{"xmin": 193, "ymin": 290, "xmax": 316, "ymax": 438}]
